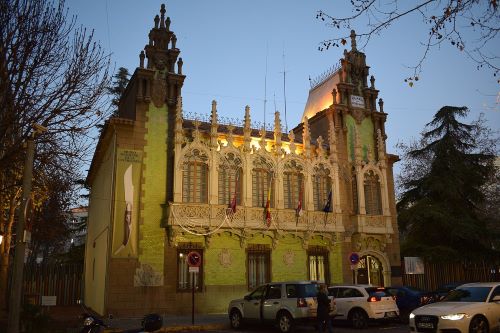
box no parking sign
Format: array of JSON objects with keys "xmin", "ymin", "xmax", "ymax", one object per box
[{"xmin": 349, "ymin": 252, "xmax": 360, "ymax": 269}]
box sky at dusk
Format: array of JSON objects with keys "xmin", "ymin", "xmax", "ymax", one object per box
[{"xmin": 66, "ymin": 0, "xmax": 499, "ymax": 164}]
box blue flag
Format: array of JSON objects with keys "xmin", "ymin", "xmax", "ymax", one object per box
[{"xmin": 322, "ymin": 190, "xmax": 332, "ymax": 213}]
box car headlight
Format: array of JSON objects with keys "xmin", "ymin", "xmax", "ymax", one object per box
[
  {"xmin": 440, "ymin": 313, "xmax": 465, "ymax": 320},
  {"xmin": 409, "ymin": 313, "xmax": 415, "ymax": 319}
]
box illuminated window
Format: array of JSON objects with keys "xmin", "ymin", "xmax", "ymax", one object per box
[
  {"xmin": 182, "ymin": 149, "xmax": 208, "ymax": 203},
  {"xmin": 308, "ymin": 246, "xmax": 329, "ymax": 284},
  {"xmin": 218, "ymin": 153, "xmax": 242, "ymax": 205},
  {"xmin": 247, "ymin": 245, "xmax": 270, "ymax": 290},
  {"xmin": 364, "ymin": 170, "xmax": 382, "ymax": 215},
  {"xmin": 313, "ymin": 164, "xmax": 332, "ymax": 211},
  {"xmin": 283, "ymin": 160, "xmax": 304, "ymax": 209},
  {"xmin": 252, "ymin": 157, "xmax": 274, "ymax": 208}
]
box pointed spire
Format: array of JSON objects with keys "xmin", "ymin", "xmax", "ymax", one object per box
[
  {"xmin": 303, "ymin": 116, "xmax": 311, "ymax": 158},
  {"xmin": 210, "ymin": 100, "xmax": 218, "ymax": 148},
  {"xmin": 350, "ymin": 30, "xmax": 357, "ymax": 51},
  {"xmin": 160, "ymin": 4, "xmax": 166, "ymax": 29},
  {"xmin": 274, "ymin": 111, "xmax": 282, "ymax": 155},
  {"xmin": 259, "ymin": 126, "xmax": 267, "ymax": 151},
  {"xmin": 175, "ymin": 96, "xmax": 184, "ymax": 145},
  {"xmin": 243, "ymin": 105, "xmax": 251, "ymax": 152},
  {"xmin": 288, "ymin": 130, "xmax": 296, "ymax": 154}
]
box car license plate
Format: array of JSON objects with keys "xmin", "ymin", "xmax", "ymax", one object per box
[
  {"xmin": 417, "ymin": 322, "xmax": 434, "ymax": 329},
  {"xmin": 386, "ymin": 311, "xmax": 397, "ymax": 318}
]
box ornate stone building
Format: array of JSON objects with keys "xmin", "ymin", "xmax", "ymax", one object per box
[{"xmin": 84, "ymin": 5, "xmax": 401, "ymax": 316}]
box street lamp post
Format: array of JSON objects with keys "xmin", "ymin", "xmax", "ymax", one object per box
[{"xmin": 7, "ymin": 124, "xmax": 46, "ymax": 333}]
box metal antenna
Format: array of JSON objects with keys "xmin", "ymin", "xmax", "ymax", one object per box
[
  {"xmin": 281, "ymin": 45, "xmax": 288, "ymax": 133},
  {"xmin": 264, "ymin": 43, "xmax": 268, "ymax": 129}
]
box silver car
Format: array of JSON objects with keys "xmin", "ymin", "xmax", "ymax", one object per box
[{"xmin": 228, "ymin": 281, "xmax": 336, "ymax": 333}]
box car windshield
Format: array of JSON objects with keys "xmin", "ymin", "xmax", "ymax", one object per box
[
  {"xmin": 405, "ymin": 286, "xmax": 424, "ymax": 293},
  {"xmin": 365, "ymin": 287, "xmax": 390, "ymax": 297},
  {"xmin": 442, "ymin": 287, "xmax": 491, "ymax": 302}
]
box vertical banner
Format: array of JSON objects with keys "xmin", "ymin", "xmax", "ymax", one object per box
[{"xmin": 112, "ymin": 149, "xmax": 142, "ymax": 258}]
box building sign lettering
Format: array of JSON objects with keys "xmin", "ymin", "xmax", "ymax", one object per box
[{"xmin": 350, "ymin": 95, "xmax": 365, "ymax": 108}]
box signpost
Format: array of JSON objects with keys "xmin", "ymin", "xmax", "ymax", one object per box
[
  {"xmin": 349, "ymin": 252, "xmax": 360, "ymax": 284},
  {"xmin": 186, "ymin": 251, "xmax": 201, "ymax": 325}
]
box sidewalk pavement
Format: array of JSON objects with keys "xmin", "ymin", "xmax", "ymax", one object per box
[{"xmin": 103, "ymin": 313, "xmax": 229, "ymax": 332}]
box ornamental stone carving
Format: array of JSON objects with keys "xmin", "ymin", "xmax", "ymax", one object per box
[
  {"xmin": 283, "ymin": 250, "xmax": 295, "ymax": 267},
  {"xmin": 218, "ymin": 248, "xmax": 232, "ymax": 268}
]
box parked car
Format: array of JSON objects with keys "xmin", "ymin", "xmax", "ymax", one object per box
[
  {"xmin": 328, "ymin": 285, "xmax": 399, "ymax": 329},
  {"xmin": 228, "ymin": 281, "xmax": 336, "ymax": 333},
  {"xmin": 430, "ymin": 281, "xmax": 467, "ymax": 301},
  {"xmin": 409, "ymin": 282, "xmax": 500, "ymax": 333},
  {"xmin": 386, "ymin": 286, "xmax": 434, "ymax": 322}
]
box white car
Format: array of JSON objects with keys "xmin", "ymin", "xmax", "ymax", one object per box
[
  {"xmin": 228, "ymin": 281, "xmax": 336, "ymax": 333},
  {"xmin": 409, "ymin": 282, "xmax": 500, "ymax": 333},
  {"xmin": 328, "ymin": 285, "xmax": 399, "ymax": 329}
]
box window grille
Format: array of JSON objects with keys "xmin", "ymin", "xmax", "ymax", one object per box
[
  {"xmin": 283, "ymin": 160, "xmax": 304, "ymax": 209},
  {"xmin": 218, "ymin": 153, "xmax": 243, "ymax": 205},
  {"xmin": 252, "ymin": 157, "xmax": 274, "ymax": 208},
  {"xmin": 182, "ymin": 149, "xmax": 208, "ymax": 203},
  {"xmin": 364, "ymin": 170, "xmax": 382, "ymax": 215},
  {"xmin": 308, "ymin": 246, "xmax": 329, "ymax": 284},
  {"xmin": 247, "ymin": 246, "xmax": 270, "ymax": 290},
  {"xmin": 313, "ymin": 164, "xmax": 332, "ymax": 211}
]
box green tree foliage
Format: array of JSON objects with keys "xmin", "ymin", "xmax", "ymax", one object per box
[
  {"xmin": 317, "ymin": 1, "xmax": 500, "ymax": 84},
  {"xmin": 107, "ymin": 67, "xmax": 130, "ymax": 117},
  {"xmin": 397, "ymin": 106, "xmax": 499, "ymax": 262}
]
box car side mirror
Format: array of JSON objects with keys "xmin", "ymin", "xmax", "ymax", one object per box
[{"xmin": 491, "ymin": 295, "xmax": 500, "ymax": 302}]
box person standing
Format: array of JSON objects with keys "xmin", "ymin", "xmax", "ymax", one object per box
[{"xmin": 317, "ymin": 284, "xmax": 333, "ymax": 333}]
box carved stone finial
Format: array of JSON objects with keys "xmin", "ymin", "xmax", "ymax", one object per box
[
  {"xmin": 211, "ymin": 100, "xmax": 217, "ymax": 124},
  {"xmin": 350, "ymin": 30, "xmax": 357, "ymax": 51},
  {"xmin": 166, "ymin": 17, "xmax": 171, "ymax": 31},
  {"xmin": 177, "ymin": 57, "xmax": 183, "ymax": 75},
  {"xmin": 303, "ymin": 116, "xmax": 311, "ymax": 157},
  {"xmin": 370, "ymin": 75, "xmax": 375, "ymax": 89},
  {"xmin": 274, "ymin": 111, "xmax": 282, "ymax": 155},
  {"xmin": 227, "ymin": 124, "xmax": 235, "ymax": 146},
  {"xmin": 378, "ymin": 98, "xmax": 384, "ymax": 113},
  {"xmin": 316, "ymin": 136, "xmax": 325, "ymax": 157},
  {"xmin": 154, "ymin": 15, "xmax": 160, "ymax": 29},
  {"xmin": 139, "ymin": 51, "xmax": 145, "ymax": 68},
  {"xmin": 259, "ymin": 126, "xmax": 267, "ymax": 150},
  {"xmin": 171, "ymin": 34, "xmax": 177, "ymax": 49},
  {"xmin": 288, "ymin": 130, "xmax": 296, "ymax": 154},
  {"xmin": 332, "ymin": 88, "xmax": 337, "ymax": 104},
  {"xmin": 160, "ymin": 4, "xmax": 166, "ymax": 29},
  {"xmin": 243, "ymin": 105, "xmax": 251, "ymax": 152}
]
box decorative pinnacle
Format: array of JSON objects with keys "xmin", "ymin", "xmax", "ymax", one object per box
[
  {"xmin": 160, "ymin": 4, "xmax": 166, "ymax": 29},
  {"xmin": 154, "ymin": 15, "xmax": 159, "ymax": 29},
  {"xmin": 350, "ymin": 30, "xmax": 357, "ymax": 51}
]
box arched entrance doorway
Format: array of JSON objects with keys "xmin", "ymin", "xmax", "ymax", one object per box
[{"xmin": 353, "ymin": 255, "xmax": 384, "ymax": 286}]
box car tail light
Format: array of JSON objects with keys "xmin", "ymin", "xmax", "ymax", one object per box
[
  {"xmin": 367, "ymin": 296, "xmax": 381, "ymax": 302},
  {"xmin": 297, "ymin": 298, "xmax": 308, "ymax": 307}
]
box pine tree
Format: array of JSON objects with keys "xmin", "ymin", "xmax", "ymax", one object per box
[
  {"xmin": 107, "ymin": 67, "xmax": 130, "ymax": 116},
  {"xmin": 397, "ymin": 106, "xmax": 499, "ymax": 262}
]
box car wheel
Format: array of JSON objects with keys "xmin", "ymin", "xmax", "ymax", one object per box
[
  {"xmin": 277, "ymin": 312, "xmax": 294, "ymax": 333},
  {"xmin": 229, "ymin": 309, "xmax": 243, "ymax": 329},
  {"xmin": 349, "ymin": 308, "xmax": 368, "ymax": 329},
  {"xmin": 469, "ymin": 315, "xmax": 489, "ymax": 333}
]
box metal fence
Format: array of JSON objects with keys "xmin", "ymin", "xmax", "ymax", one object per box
[
  {"xmin": 22, "ymin": 263, "xmax": 83, "ymax": 306},
  {"xmin": 402, "ymin": 259, "xmax": 500, "ymax": 291}
]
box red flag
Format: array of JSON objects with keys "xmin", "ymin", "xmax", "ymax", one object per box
[
  {"xmin": 228, "ymin": 170, "xmax": 239, "ymax": 214},
  {"xmin": 295, "ymin": 189, "xmax": 303, "ymax": 218},
  {"xmin": 265, "ymin": 176, "xmax": 272, "ymax": 226}
]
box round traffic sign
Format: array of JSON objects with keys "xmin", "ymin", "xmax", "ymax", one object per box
[
  {"xmin": 349, "ymin": 252, "xmax": 360, "ymax": 265},
  {"xmin": 187, "ymin": 251, "xmax": 202, "ymax": 267}
]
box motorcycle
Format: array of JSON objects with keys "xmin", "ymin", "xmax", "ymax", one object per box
[{"xmin": 78, "ymin": 301, "xmax": 163, "ymax": 333}]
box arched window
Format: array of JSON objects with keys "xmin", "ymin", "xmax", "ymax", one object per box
[
  {"xmin": 283, "ymin": 160, "xmax": 304, "ymax": 209},
  {"xmin": 252, "ymin": 156, "xmax": 274, "ymax": 208},
  {"xmin": 364, "ymin": 170, "xmax": 382, "ymax": 215},
  {"xmin": 313, "ymin": 164, "xmax": 332, "ymax": 211},
  {"xmin": 218, "ymin": 153, "xmax": 242, "ymax": 206},
  {"xmin": 352, "ymin": 167, "xmax": 359, "ymax": 214},
  {"xmin": 182, "ymin": 149, "xmax": 209, "ymax": 203}
]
